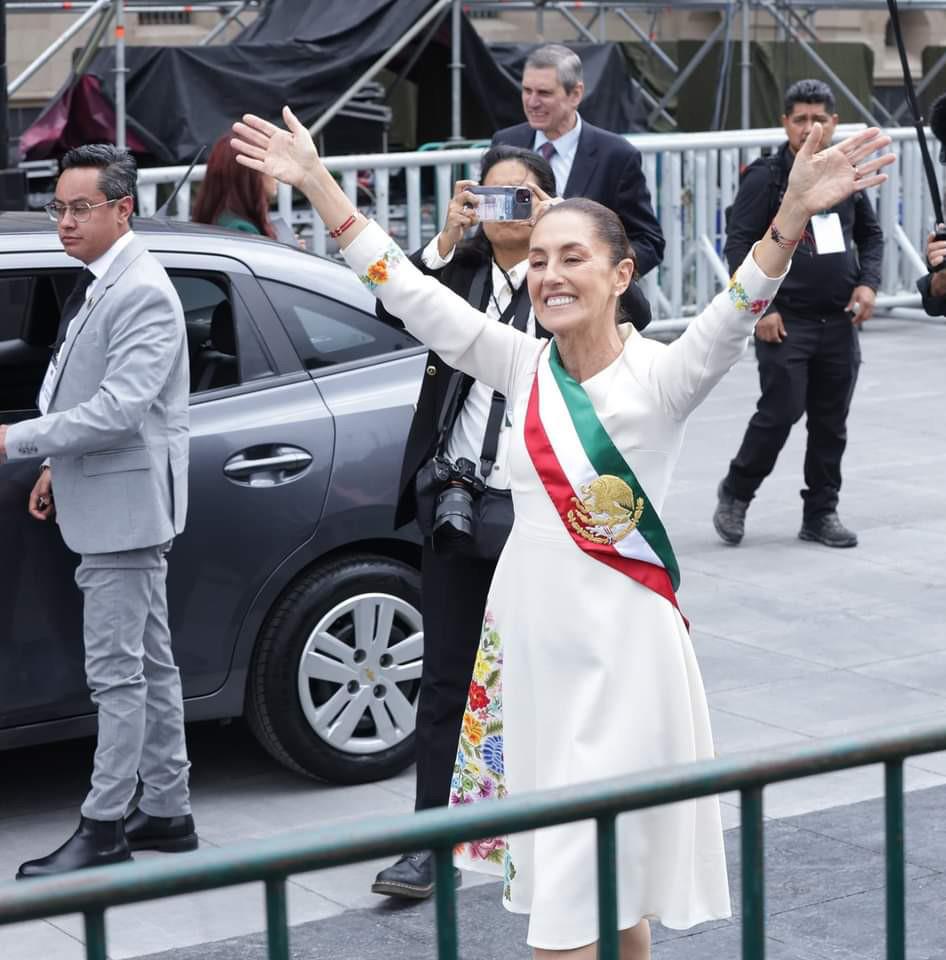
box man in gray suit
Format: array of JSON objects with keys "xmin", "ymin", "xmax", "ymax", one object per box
[{"xmin": 0, "ymin": 145, "xmax": 196, "ymax": 878}]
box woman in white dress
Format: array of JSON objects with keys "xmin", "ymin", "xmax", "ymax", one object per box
[{"xmin": 231, "ymin": 109, "xmax": 892, "ymax": 960}]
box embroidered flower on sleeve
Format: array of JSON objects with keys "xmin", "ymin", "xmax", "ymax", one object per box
[
  {"xmin": 468, "ymin": 681, "xmax": 489, "ymax": 712},
  {"xmin": 728, "ymin": 276, "xmax": 770, "ymax": 316},
  {"xmin": 358, "ymin": 242, "xmax": 404, "ymax": 290},
  {"xmin": 462, "ymin": 713, "xmax": 484, "ymax": 746}
]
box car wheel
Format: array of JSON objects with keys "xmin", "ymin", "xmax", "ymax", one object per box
[{"xmin": 247, "ymin": 554, "xmax": 423, "ymax": 784}]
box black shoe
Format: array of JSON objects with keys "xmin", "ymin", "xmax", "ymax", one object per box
[
  {"xmin": 713, "ymin": 481, "xmax": 750, "ymax": 545},
  {"xmin": 124, "ymin": 808, "xmax": 199, "ymax": 853},
  {"xmin": 799, "ymin": 511, "xmax": 858, "ymax": 548},
  {"xmin": 16, "ymin": 817, "xmax": 131, "ymax": 879},
  {"xmin": 371, "ymin": 851, "xmax": 462, "ymax": 900}
]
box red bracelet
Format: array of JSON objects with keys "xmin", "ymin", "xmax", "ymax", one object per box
[
  {"xmin": 329, "ymin": 213, "xmax": 357, "ymax": 240},
  {"xmin": 769, "ymin": 221, "xmax": 800, "ymax": 249}
]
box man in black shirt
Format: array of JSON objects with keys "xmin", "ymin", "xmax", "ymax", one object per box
[{"xmin": 714, "ymin": 79, "xmax": 884, "ymax": 548}]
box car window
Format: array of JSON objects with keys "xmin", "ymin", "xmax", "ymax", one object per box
[
  {"xmin": 0, "ymin": 271, "xmax": 75, "ymax": 414},
  {"xmin": 260, "ymin": 279, "xmax": 417, "ymax": 369},
  {"xmin": 169, "ymin": 272, "xmax": 273, "ymax": 394},
  {"xmin": 0, "ymin": 276, "xmax": 31, "ymax": 340}
]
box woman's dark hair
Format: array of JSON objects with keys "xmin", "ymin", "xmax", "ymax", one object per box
[
  {"xmin": 542, "ymin": 197, "xmax": 637, "ymax": 270},
  {"xmin": 192, "ymin": 133, "xmax": 276, "ymax": 239},
  {"xmin": 454, "ymin": 145, "xmax": 556, "ymax": 267}
]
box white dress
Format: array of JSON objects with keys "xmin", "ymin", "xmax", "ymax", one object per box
[{"xmin": 344, "ymin": 223, "xmax": 784, "ymax": 950}]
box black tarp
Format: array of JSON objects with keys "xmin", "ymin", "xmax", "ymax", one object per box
[{"xmin": 20, "ymin": 0, "xmax": 641, "ymax": 164}]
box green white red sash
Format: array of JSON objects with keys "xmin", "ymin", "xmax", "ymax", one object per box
[{"xmin": 524, "ymin": 342, "xmax": 684, "ymax": 617}]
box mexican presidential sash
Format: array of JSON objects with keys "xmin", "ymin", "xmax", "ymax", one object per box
[{"xmin": 524, "ymin": 342, "xmax": 684, "ymax": 618}]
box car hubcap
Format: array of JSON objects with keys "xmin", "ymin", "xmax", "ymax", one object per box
[{"xmin": 297, "ymin": 593, "xmax": 423, "ymax": 755}]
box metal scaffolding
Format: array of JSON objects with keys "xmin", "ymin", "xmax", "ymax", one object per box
[{"xmin": 7, "ymin": 0, "xmax": 946, "ymax": 149}]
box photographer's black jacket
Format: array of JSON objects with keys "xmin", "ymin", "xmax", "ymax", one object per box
[
  {"xmin": 376, "ymin": 249, "xmax": 549, "ymax": 529},
  {"xmin": 724, "ymin": 141, "xmax": 884, "ymax": 316}
]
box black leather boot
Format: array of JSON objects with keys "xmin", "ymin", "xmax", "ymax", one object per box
[
  {"xmin": 17, "ymin": 817, "xmax": 131, "ymax": 879},
  {"xmin": 124, "ymin": 809, "xmax": 199, "ymax": 853},
  {"xmin": 371, "ymin": 851, "xmax": 462, "ymax": 899},
  {"xmin": 799, "ymin": 511, "xmax": 858, "ymax": 548},
  {"xmin": 713, "ymin": 480, "xmax": 750, "ymax": 545}
]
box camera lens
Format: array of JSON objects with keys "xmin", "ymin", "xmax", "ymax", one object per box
[
  {"xmin": 515, "ymin": 188, "xmax": 531, "ymax": 203},
  {"xmin": 432, "ymin": 484, "xmax": 476, "ymax": 553}
]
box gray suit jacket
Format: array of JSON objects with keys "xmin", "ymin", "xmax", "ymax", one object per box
[{"xmin": 6, "ymin": 236, "xmax": 189, "ymax": 554}]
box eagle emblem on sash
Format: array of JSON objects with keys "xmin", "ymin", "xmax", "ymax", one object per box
[{"xmin": 567, "ymin": 474, "xmax": 645, "ymax": 545}]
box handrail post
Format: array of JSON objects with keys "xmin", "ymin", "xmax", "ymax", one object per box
[
  {"xmin": 265, "ymin": 878, "xmax": 290, "ymax": 960},
  {"xmin": 84, "ymin": 909, "xmax": 108, "ymax": 960},
  {"xmin": 596, "ymin": 814, "xmax": 619, "ymax": 960},
  {"xmin": 434, "ymin": 846, "xmax": 459, "ymax": 959},
  {"xmin": 885, "ymin": 761, "xmax": 906, "ymax": 960},
  {"xmin": 741, "ymin": 786, "xmax": 765, "ymax": 960}
]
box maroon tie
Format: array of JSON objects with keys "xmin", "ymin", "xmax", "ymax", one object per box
[{"xmin": 537, "ymin": 141, "xmax": 556, "ymax": 162}]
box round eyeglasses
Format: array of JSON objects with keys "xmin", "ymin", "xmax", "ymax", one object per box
[{"xmin": 44, "ymin": 197, "xmax": 130, "ymax": 223}]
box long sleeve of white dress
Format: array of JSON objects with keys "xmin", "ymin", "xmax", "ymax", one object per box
[
  {"xmin": 642, "ymin": 246, "xmax": 789, "ymax": 420},
  {"xmin": 343, "ymin": 222, "xmax": 542, "ymax": 398},
  {"xmin": 345, "ymin": 222, "xmax": 789, "ymax": 418}
]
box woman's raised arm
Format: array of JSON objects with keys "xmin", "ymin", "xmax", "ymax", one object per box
[
  {"xmin": 231, "ymin": 107, "xmax": 540, "ymax": 396},
  {"xmin": 647, "ymin": 123, "xmax": 895, "ymax": 419}
]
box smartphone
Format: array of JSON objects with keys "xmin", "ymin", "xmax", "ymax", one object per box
[{"xmin": 468, "ymin": 186, "xmax": 533, "ymax": 222}]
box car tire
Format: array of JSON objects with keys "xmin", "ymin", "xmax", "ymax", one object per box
[{"xmin": 247, "ymin": 554, "xmax": 424, "ymax": 784}]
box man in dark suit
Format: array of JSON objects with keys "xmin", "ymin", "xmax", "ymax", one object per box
[{"xmin": 492, "ymin": 43, "xmax": 664, "ymax": 277}]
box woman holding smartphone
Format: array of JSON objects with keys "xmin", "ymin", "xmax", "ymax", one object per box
[
  {"xmin": 231, "ymin": 108, "xmax": 892, "ymax": 958},
  {"xmin": 370, "ymin": 144, "xmax": 559, "ymax": 899}
]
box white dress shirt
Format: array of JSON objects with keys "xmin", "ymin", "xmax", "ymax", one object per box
[
  {"xmin": 421, "ymin": 236, "xmax": 534, "ymax": 490},
  {"xmin": 533, "ymin": 113, "xmax": 583, "ymax": 197}
]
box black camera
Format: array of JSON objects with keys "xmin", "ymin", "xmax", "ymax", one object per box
[{"xmin": 431, "ymin": 456, "xmax": 486, "ymax": 552}]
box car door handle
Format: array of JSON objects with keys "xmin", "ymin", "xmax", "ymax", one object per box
[{"xmin": 223, "ymin": 446, "xmax": 313, "ymax": 485}]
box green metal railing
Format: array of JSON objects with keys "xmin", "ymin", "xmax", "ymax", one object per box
[{"xmin": 2, "ymin": 719, "xmax": 945, "ymax": 960}]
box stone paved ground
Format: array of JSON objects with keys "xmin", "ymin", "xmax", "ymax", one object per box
[{"xmin": 2, "ymin": 315, "xmax": 945, "ymax": 959}]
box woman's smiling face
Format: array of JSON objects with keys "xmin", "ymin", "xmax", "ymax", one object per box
[{"xmin": 527, "ymin": 208, "xmax": 633, "ymax": 335}]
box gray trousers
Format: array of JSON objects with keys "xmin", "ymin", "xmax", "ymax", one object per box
[{"xmin": 76, "ymin": 542, "xmax": 191, "ymax": 822}]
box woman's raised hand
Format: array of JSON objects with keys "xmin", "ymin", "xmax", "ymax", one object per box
[
  {"xmin": 439, "ymin": 180, "xmax": 479, "ymax": 254},
  {"xmin": 528, "ymin": 182, "xmax": 562, "ymax": 226},
  {"xmin": 785, "ymin": 124, "xmax": 894, "ymax": 216},
  {"xmin": 231, "ymin": 106, "xmax": 320, "ymax": 192}
]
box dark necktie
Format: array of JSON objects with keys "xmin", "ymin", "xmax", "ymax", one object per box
[
  {"xmin": 52, "ymin": 268, "xmax": 94, "ymax": 352},
  {"xmin": 537, "ymin": 141, "xmax": 557, "ymax": 162}
]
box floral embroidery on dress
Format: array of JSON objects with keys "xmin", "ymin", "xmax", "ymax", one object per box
[
  {"xmin": 727, "ymin": 276, "xmax": 770, "ymax": 315},
  {"xmin": 358, "ymin": 242, "xmax": 404, "ymax": 290},
  {"xmin": 450, "ymin": 610, "xmax": 507, "ymax": 867}
]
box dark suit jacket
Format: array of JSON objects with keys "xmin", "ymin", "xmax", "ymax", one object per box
[
  {"xmin": 492, "ymin": 118, "xmax": 665, "ymax": 277},
  {"xmin": 377, "ymin": 249, "xmax": 551, "ymax": 529}
]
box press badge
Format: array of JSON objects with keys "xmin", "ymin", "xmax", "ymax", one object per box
[
  {"xmin": 37, "ymin": 354, "xmax": 58, "ymax": 415},
  {"xmin": 811, "ymin": 213, "xmax": 846, "ymax": 255}
]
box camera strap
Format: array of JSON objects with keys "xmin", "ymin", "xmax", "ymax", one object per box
[
  {"xmin": 433, "ymin": 262, "xmax": 494, "ymax": 452},
  {"xmin": 479, "ymin": 275, "xmax": 533, "ymax": 480}
]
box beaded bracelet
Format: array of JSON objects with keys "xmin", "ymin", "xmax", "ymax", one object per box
[
  {"xmin": 769, "ymin": 221, "xmax": 800, "ymax": 250},
  {"xmin": 329, "ymin": 213, "xmax": 357, "ymax": 240}
]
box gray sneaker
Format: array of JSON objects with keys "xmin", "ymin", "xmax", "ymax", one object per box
[
  {"xmin": 799, "ymin": 511, "xmax": 858, "ymax": 548},
  {"xmin": 713, "ymin": 481, "xmax": 749, "ymax": 545}
]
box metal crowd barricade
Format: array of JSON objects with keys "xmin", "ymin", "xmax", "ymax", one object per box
[
  {"xmin": 1, "ymin": 719, "xmax": 945, "ymax": 960},
  {"xmin": 136, "ymin": 125, "xmax": 945, "ymax": 332}
]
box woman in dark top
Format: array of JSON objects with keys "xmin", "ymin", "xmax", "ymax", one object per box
[
  {"xmin": 192, "ymin": 133, "xmax": 277, "ymax": 237},
  {"xmin": 371, "ymin": 145, "xmax": 560, "ymax": 898}
]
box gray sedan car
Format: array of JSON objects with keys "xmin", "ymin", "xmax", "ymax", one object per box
[{"xmin": 0, "ymin": 213, "xmax": 427, "ymax": 784}]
